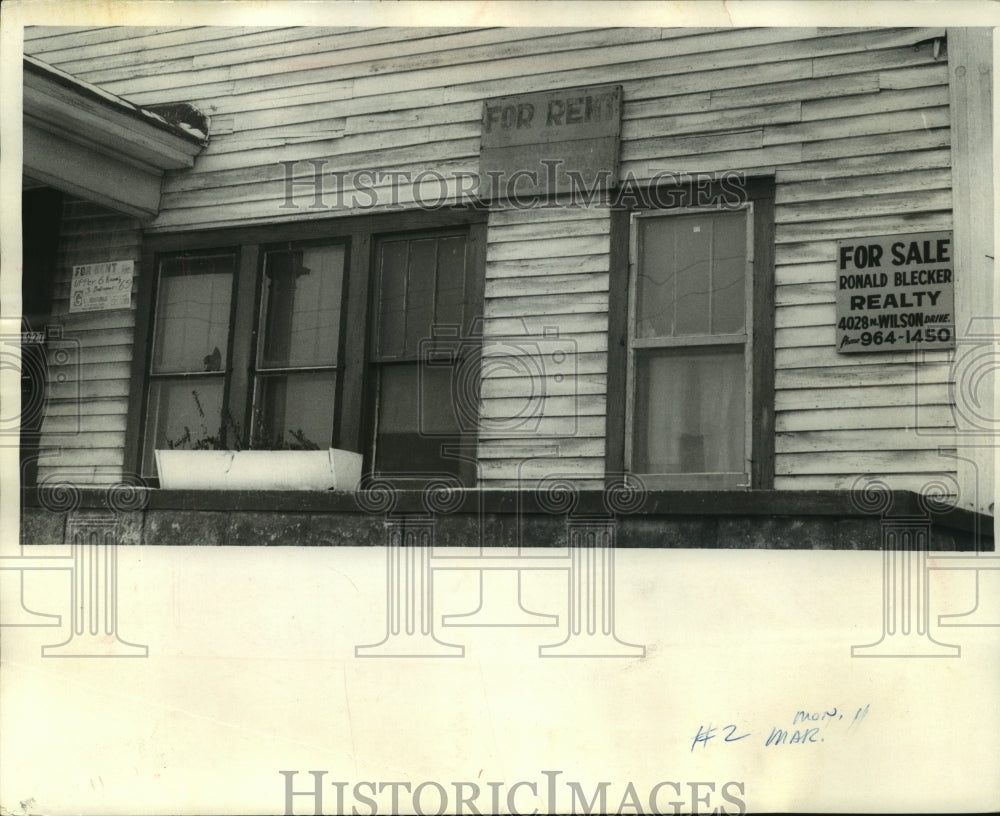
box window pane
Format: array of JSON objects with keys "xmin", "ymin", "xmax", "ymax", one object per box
[
  {"xmin": 152, "ymin": 254, "xmax": 234, "ymax": 374},
  {"xmin": 404, "ymin": 239, "xmax": 437, "ymax": 355},
  {"xmin": 375, "ymin": 233, "xmax": 469, "ymax": 360},
  {"xmin": 635, "ymin": 217, "xmax": 676, "ymax": 338},
  {"xmin": 144, "ymin": 377, "xmax": 226, "ymax": 475},
  {"xmin": 672, "ymin": 216, "xmax": 711, "ymax": 335},
  {"xmin": 377, "ymin": 240, "xmax": 409, "ymax": 359},
  {"xmin": 375, "ymin": 363, "xmax": 471, "ymax": 482},
  {"xmin": 636, "ymin": 211, "xmax": 746, "ymax": 338},
  {"xmin": 260, "ymin": 245, "xmax": 344, "ymax": 369},
  {"xmin": 435, "ymin": 235, "xmax": 467, "ymax": 329},
  {"xmin": 255, "ymin": 372, "xmax": 336, "ymax": 449},
  {"xmin": 710, "ymin": 212, "xmax": 747, "ymax": 333},
  {"xmin": 633, "ymin": 346, "xmax": 745, "ymax": 475}
]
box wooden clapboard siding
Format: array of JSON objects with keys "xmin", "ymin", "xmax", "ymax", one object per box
[
  {"xmin": 777, "ymin": 404, "xmax": 954, "ymax": 432},
  {"xmin": 35, "ymin": 196, "xmax": 139, "ymax": 487},
  {"xmin": 776, "ymin": 428, "xmax": 956, "ymax": 453},
  {"xmin": 776, "ymin": 346, "xmax": 952, "ymax": 369},
  {"xmin": 776, "ymin": 450, "xmax": 954, "ymax": 475},
  {"xmin": 478, "ymin": 204, "xmax": 610, "ymax": 485},
  {"xmin": 22, "ymin": 26, "xmax": 963, "ymax": 493}
]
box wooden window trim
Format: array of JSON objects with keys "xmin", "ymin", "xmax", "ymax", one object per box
[
  {"xmin": 126, "ymin": 208, "xmax": 487, "ymax": 484},
  {"xmin": 605, "ymin": 177, "xmax": 775, "ymax": 490},
  {"xmin": 625, "ymin": 203, "xmax": 755, "ymax": 490},
  {"xmin": 360, "ymin": 222, "xmax": 488, "ymax": 484}
]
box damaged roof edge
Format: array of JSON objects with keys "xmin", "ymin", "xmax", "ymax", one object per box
[{"xmin": 24, "ymin": 54, "xmax": 209, "ymax": 146}]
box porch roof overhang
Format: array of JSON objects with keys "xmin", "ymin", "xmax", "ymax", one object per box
[{"xmin": 22, "ymin": 54, "xmax": 208, "ymax": 219}]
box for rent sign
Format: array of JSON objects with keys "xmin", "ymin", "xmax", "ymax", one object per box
[
  {"xmin": 835, "ymin": 232, "xmax": 955, "ymax": 353},
  {"xmin": 69, "ymin": 260, "xmax": 134, "ymax": 313},
  {"xmin": 479, "ymin": 84, "xmax": 622, "ymax": 199}
]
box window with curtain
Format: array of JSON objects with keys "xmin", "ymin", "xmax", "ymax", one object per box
[{"xmin": 626, "ymin": 206, "xmax": 754, "ymax": 488}]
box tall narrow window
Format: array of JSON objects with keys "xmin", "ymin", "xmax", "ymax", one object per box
[
  {"xmin": 142, "ymin": 251, "xmax": 236, "ymax": 475},
  {"xmin": 626, "ymin": 206, "xmax": 753, "ymax": 488},
  {"xmin": 371, "ymin": 231, "xmax": 476, "ymax": 484},
  {"xmin": 253, "ymin": 244, "xmax": 345, "ymax": 449}
]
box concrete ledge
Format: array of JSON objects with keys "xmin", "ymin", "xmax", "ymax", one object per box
[{"xmin": 19, "ymin": 505, "xmax": 992, "ymax": 551}]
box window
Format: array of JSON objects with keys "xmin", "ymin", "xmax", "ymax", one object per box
[
  {"xmin": 628, "ymin": 206, "xmax": 752, "ymax": 487},
  {"xmin": 140, "ymin": 243, "xmax": 346, "ymax": 476},
  {"xmin": 130, "ymin": 212, "xmax": 486, "ymax": 485},
  {"xmin": 255, "ymin": 244, "xmax": 344, "ymax": 451},
  {"xmin": 607, "ymin": 179, "xmax": 775, "ymax": 489},
  {"xmin": 370, "ymin": 231, "xmax": 478, "ymax": 485}
]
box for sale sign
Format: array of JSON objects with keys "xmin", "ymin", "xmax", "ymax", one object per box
[{"xmin": 835, "ymin": 231, "xmax": 955, "ymax": 353}]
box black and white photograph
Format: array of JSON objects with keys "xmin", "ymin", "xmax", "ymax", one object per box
[{"xmin": 1, "ymin": 1, "xmax": 997, "ymax": 813}]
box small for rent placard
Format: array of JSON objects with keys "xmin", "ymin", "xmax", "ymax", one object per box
[
  {"xmin": 835, "ymin": 231, "xmax": 955, "ymax": 353},
  {"xmin": 69, "ymin": 260, "xmax": 134, "ymax": 313}
]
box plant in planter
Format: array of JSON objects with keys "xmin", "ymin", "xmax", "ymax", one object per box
[{"xmin": 155, "ymin": 389, "xmax": 361, "ymax": 491}]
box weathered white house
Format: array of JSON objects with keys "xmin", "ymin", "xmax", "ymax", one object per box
[{"xmin": 17, "ymin": 26, "xmax": 994, "ymax": 555}]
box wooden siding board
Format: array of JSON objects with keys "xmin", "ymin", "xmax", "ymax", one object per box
[
  {"xmin": 776, "ymin": 346, "xmax": 951, "ymax": 369},
  {"xmin": 776, "ymin": 363, "xmax": 952, "ymax": 390},
  {"xmin": 799, "ymin": 127, "xmax": 950, "ymax": 161},
  {"xmin": 777, "ymin": 405, "xmax": 954, "ymax": 431},
  {"xmin": 776, "ymin": 429, "xmax": 956, "ymax": 453},
  {"xmin": 487, "ymin": 256, "xmax": 611, "ymax": 279},
  {"xmin": 775, "ymin": 211, "xmax": 952, "ymax": 243},
  {"xmin": 621, "ymin": 102, "xmax": 802, "ymax": 139},
  {"xmin": 622, "ymin": 144, "xmax": 803, "ymax": 179},
  {"xmin": 487, "ymin": 236, "xmax": 610, "ymax": 263},
  {"xmin": 775, "ymin": 149, "xmax": 952, "ymax": 182},
  {"xmin": 812, "ymin": 39, "xmax": 944, "ymax": 77},
  {"xmin": 775, "ymin": 384, "xmax": 949, "ymax": 410},
  {"xmin": 484, "ymin": 273, "xmax": 610, "ymax": 298},
  {"xmin": 799, "ymin": 85, "xmax": 950, "ymax": 120},
  {"xmin": 488, "ymin": 218, "xmax": 610, "ymax": 242},
  {"xmin": 775, "ymin": 188, "xmax": 953, "ymax": 223},
  {"xmin": 775, "ymin": 450, "xmax": 954, "ymax": 475},
  {"xmin": 478, "ymin": 373, "xmax": 607, "ymax": 396},
  {"xmin": 775, "ymin": 167, "xmax": 953, "ymax": 203},
  {"xmin": 709, "ymin": 72, "xmax": 882, "ymax": 108},
  {"xmin": 880, "ymin": 62, "xmax": 950, "ymax": 89},
  {"xmin": 763, "ymin": 107, "xmax": 950, "ymax": 146}
]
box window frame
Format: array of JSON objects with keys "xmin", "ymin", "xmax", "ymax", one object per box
[
  {"xmin": 251, "ymin": 238, "xmax": 349, "ymax": 451},
  {"xmin": 625, "ymin": 203, "xmax": 755, "ymax": 489},
  {"xmin": 364, "ymin": 225, "xmax": 484, "ymax": 487},
  {"xmin": 127, "ymin": 209, "xmax": 487, "ymax": 485},
  {"xmin": 605, "ymin": 177, "xmax": 776, "ymax": 491}
]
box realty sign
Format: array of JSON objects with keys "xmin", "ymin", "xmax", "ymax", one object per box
[
  {"xmin": 69, "ymin": 260, "xmax": 134, "ymax": 313},
  {"xmin": 835, "ymin": 231, "xmax": 955, "ymax": 353}
]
